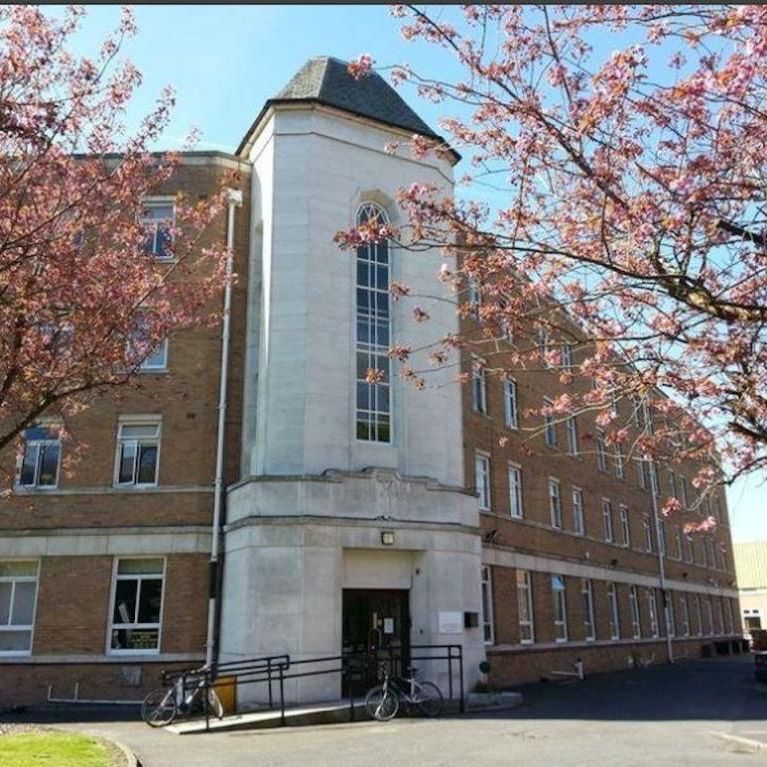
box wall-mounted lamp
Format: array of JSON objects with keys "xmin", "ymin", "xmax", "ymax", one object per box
[{"xmin": 381, "ymin": 530, "xmax": 395, "ymax": 546}]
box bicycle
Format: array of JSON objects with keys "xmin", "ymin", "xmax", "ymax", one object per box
[
  {"xmin": 365, "ymin": 664, "xmax": 443, "ymax": 721},
  {"xmin": 141, "ymin": 665, "xmax": 224, "ymax": 727}
]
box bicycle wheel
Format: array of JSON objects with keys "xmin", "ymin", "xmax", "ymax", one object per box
[
  {"xmin": 142, "ymin": 687, "xmax": 177, "ymax": 727},
  {"xmin": 414, "ymin": 681, "xmax": 443, "ymax": 717},
  {"xmin": 207, "ymin": 687, "xmax": 224, "ymax": 720},
  {"xmin": 365, "ymin": 684, "xmax": 399, "ymax": 721}
]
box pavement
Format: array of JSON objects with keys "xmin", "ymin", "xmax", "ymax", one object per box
[{"xmin": 3, "ymin": 654, "xmax": 767, "ymax": 766}]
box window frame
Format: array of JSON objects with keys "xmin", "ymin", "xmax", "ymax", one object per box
[
  {"xmin": 516, "ymin": 569, "xmax": 535, "ymax": 645},
  {"xmin": 471, "ymin": 356, "xmax": 488, "ymax": 415},
  {"xmin": 543, "ymin": 397, "xmax": 557, "ymax": 448},
  {"xmin": 646, "ymin": 588, "xmax": 660, "ymax": 638},
  {"xmin": 114, "ymin": 418, "xmax": 162, "ymax": 489},
  {"xmin": 619, "ymin": 505, "xmax": 631, "ymax": 548},
  {"xmin": 480, "ymin": 566, "xmax": 494, "ymax": 645},
  {"xmin": 106, "ymin": 556, "xmax": 166, "ymax": 656},
  {"xmin": 572, "ymin": 486, "xmax": 585, "ymax": 536},
  {"xmin": 602, "ymin": 497, "xmax": 614, "ymax": 543},
  {"xmin": 565, "ymin": 415, "xmax": 579, "ymax": 456},
  {"xmin": 0, "ymin": 560, "xmax": 40, "ymax": 656},
  {"xmin": 139, "ymin": 198, "xmax": 176, "ymax": 261},
  {"xmin": 503, "ymin": 378, "xmax": 519, "ymax": 429},
  {"xmin": 629, "ymin": 585, "xmax": 642, "ymax": 639},
  {"xmin": 508, "ymin": 463, "xmax": 523, "ymax": 519},
  {"xmin": 607, "ymin": 582, "xmax": 621, "ymax": 640},
  {"xmin": 680, "ymin": 592, "xmax": 691, "ymax": 637},
  {"xmin": 355, "ymin": 202, "xmax": 393, "ymax": 444},
  {"xmin": 17, "ymin": 425, "xmax": 61, "ymax": 490},
  {"xmin": 582, "ymin": 578, "xmax": 596, "ymax": 641},
  {"xmin": 551, "ymin": 574, "xmax": 568, "ymax": 642},
  {"xmin": 596, "ymin": 428, "xmax": 607, "ymax": 472},
  {"xmin": 475, "ymin": 453, "xmax": 491, "ymax": 511},
  {"xmin": 549, "ymin": 477, "xmax": 563, "ymax": 529}
]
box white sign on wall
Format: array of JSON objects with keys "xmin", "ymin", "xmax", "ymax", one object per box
[{"xmin": 438, "ymin": 611, "xmax": 463, "ymax": 634}]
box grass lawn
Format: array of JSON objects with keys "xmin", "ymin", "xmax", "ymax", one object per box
[{"xmin": 0, "ymin": 731, "xmax": 119, "ymax": 767}]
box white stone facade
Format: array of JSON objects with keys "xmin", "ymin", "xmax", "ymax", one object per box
[{"xmin": 220, "ymin": 102, "xmax": 485, "ymax": 704}]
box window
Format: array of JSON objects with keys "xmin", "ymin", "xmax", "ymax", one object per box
[
  {"xmin": 596, "ymin": 429, "xmax": 607, "ymax": 472},
  {"xmin": 0, "ymin": 561, "xmax": 39, "ymax": 653},
  {"xmin": 508, "ymin": 464, "xmax": 523, "ymax": 519},
  {"xmin": 679, "ymin": 475, "xmax": 689, "ymax": 507},
  {"xmin": 467, "ymin": 278, "xmax": 481, "ymax": 319},
  {"xmin": 602, "ymin": 498, "xmax": 614, "ymax": 543},
  {"xmin": 658, "ymin": 519, "xmax": 667, "ymax": 556},
  {"xmin": 549, "ymin": 478, "xmax": 563, "ymax": 529},
  {"xmin": 668, "ymin": 469, "xmax": 676, "ymax": 498},
  {"xmin": 725, "ymin": 598, "xmax": 734, "ymax": 635},
  {"xmin": 480, "ymin": 566, "xmax": 494, "ymax": 644},
  {"xmin": 566, "ymin": 415, "xmax": 579, "ymax": 456},
  {"xmin": 692, "ymin": 592, "xmax": 703, "ymax": 636},
  {"xmin": 619, "ymin": 505, "xmax": 631, "ymax": 548},
  {"xmin": 108, "ymin": 558, "xmax": 165, "ymax": 653},
  {"xmin": 713, "ymin": 496, "xmax": 722, "ymax": 523},
  {"xmin": 630, "ymin": 395, "xmax": 643, "ymax": 428},
  {"xmin": 582, "ymin": 579, "xmax": 596, "ymax": 641},
  {"xmin": 714, "ymin": 597, "xmax": 724, "ymax": 635},
  {"xmin": 675, "ymin": 527, "xmax": 684, "ymax": 560},
  {"xmin": 561, "ymin": 341, "xmax": 574, "ymax": 371},
  {"xmin": 646, "ymin": 589, "xmax": 660, "ymax": 638},
  {"xmin": 503, "ymin": 379, "xmax": 519, "ymax": 428},
  {"xmin": 475, "ymin": 454, "xmax": 491, "ymax": 511},
  {"xmin": 18, "ymin": 425, "xmax": 61, "ymax": 489},
  {"xmin": 607, "ymin": 583, "xmax": 621, "ymax": 640},
  {"xmin": 471, "ymin": 357, "xmax": 487, "ymax": 415},
  {"xmin": 635, "ymin": 457, "xmax": 648, "ymax": 490},
  {"xmin": 543, "ymin": 398, "xmax": 557, "ymax": 447},
  {"xmin": 538, "ymin": 326, "xmax": 550, "ymax": 367},
  {"xmin": 572, "ymin": 487, "xmax": 585, "ymax": 536},
  {"xmin": 140, "ymin": 200, "xmax": 174, "ymax": 260},
  {"xmin": 516, "ymin": 570, "xmax": 534, "ymax": 644},
  {"xmin": 704, "ymin": 596, "xmax": 714, "ymax": 636},
  {"xmin": 680, "ymin": 593, "xmax": 691, "ymax": 637},
  {"xmin": 551, "ymin": 574, "xmax": 568, "ymax": 642},
  {"xmin": 356, "ymin": 203, "xmax": 392, "ymax": 443},
  {"xmin": 128, "ymin": 316, "xmax": 168, "ymax": 372},
  {"xmin": 706, "ymin": 538, "xmax": 716, "ymax": 570},
  {"xmin": 614, "ymin": 444, "xmax": 625, "ymax": 479},
  {"xmin": 643, "ymin": 515, "xmax": 654, "ymax": 553},
  {"xmin": 666, "ymin": 592, "xmax": 676, "ymax": 637},
  {"xmin": 682, "ymin": 533, "xmax": 693, "ymax": 563},
  {"xmin": 629, "ymin": 585, "xmax": 641, "ymax": 638},
  {"xmin": 115, "ymin": 420, "xmax": 161, "ymax": 487}
]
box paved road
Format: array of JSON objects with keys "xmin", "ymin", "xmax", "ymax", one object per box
[{"xmin": 4, "ymin": 655, "xmax": 767, "ymax": 766}]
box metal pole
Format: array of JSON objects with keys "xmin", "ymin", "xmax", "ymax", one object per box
[
  {"xmin": 204, "ymin": 671, "xmax": 210, "ymax": 732},
  {"xmin": 205, "ymin": 188, "xmax": 243, "ymax": 668},
  {"xmin": 458, "ymin": 646, "xmax": 465, "ymax": 714},
  {"xmin": 279, "ymin": 665, "xmax": 285, "ymax": 726}
]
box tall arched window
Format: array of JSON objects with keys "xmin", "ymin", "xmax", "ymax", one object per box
[{"xmin": 355, "ymin": 202, "xmax": 391, "ymax": 443}]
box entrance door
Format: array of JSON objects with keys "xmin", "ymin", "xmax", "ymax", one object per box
[{"xmin": 342, "ymin": 589, "xmax": 410, "ymax": 695}]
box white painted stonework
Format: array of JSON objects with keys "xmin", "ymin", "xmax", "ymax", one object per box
[{"xmin": 220, "ymin": 102, "xmax": 486, "ymax": 705}]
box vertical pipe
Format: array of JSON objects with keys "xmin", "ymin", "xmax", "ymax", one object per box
[
  {"xmin": 458, "ymin": 646, "xmax": 465, "ymax": 714},
  {"xmin": 205, "ymin": 188, "xmax": 243, "ymax": 668}
]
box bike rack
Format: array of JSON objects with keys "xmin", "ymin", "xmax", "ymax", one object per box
[{"xmin": 159, "ymin": 644, "xmax": 465, "ymax": 732}]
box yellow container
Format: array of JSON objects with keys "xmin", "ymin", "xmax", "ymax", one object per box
[{"xmin": 213, "ymin": 676, "xmax": 237, "ymax": 715}]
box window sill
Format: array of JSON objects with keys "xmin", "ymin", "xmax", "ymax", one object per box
[
  {"xmin": 112, "ymin": 484, "xmax": 160, "ymax": 491},
  {"xmin": 138, "ymin": 368, "xmax": 169, "ymax": 375},
  {"xmin": 107, "ymin": 649, "xmax": 161, "ymax": 657},
  {"xmin": 14, "ymin": 485, "xmax": 59, "ymax": 493}
]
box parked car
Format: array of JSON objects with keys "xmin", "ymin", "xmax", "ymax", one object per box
[{"xmin": 756, "ymin": 652, "xmax": 767, "ymax": 683}]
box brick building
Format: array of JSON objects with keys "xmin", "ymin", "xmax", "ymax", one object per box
[
  {"xmin": 0, "ymin": 57, "xmax": 740, "ymax": 708},
  {"xmin": 734, "ymin": 541, "xmax": 767, "ymax": 639}
]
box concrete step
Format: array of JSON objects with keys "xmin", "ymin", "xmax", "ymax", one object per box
[
  {"xmin": 466, "ymin": 691, "xmax": 524, "ymax": 712},
  {"xmin": 167, "ymin": 700, "xmax": 368, "ymax": 734}
]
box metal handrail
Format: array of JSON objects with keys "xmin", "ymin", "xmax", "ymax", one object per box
[{"xmin": 161, "ymin": 644, "xmax": 464, "ymax": 732}]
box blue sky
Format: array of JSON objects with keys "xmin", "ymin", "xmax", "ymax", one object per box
[{"xmin": 60, "ymin": 5, "xmax": 766, "ymax": 543}]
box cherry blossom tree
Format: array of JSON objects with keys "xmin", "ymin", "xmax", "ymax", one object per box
[
  {"xmin": 340, "ymin": 5, "xmax": 767, "ymax": 526},
  {"xmin": 0, "ymin": 7, "xmax": 232, "ymax": 459}
]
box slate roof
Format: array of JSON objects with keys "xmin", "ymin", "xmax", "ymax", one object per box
[{"xmin": 236, "ymin": 56, "xmax": 453, "ymax": 158}]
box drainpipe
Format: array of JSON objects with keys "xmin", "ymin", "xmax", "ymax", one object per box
[
  {"xmin": 648, "ymin": 457, "xmax": 674, "ymax": 664},
  {"xmin": 205, "ymin": 187, "xmax": 243, "ymax": 668}
]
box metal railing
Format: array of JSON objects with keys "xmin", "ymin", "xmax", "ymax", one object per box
[{"xmin": 160, "ymin": 644, "xmax": 464, "ymax": 732}]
